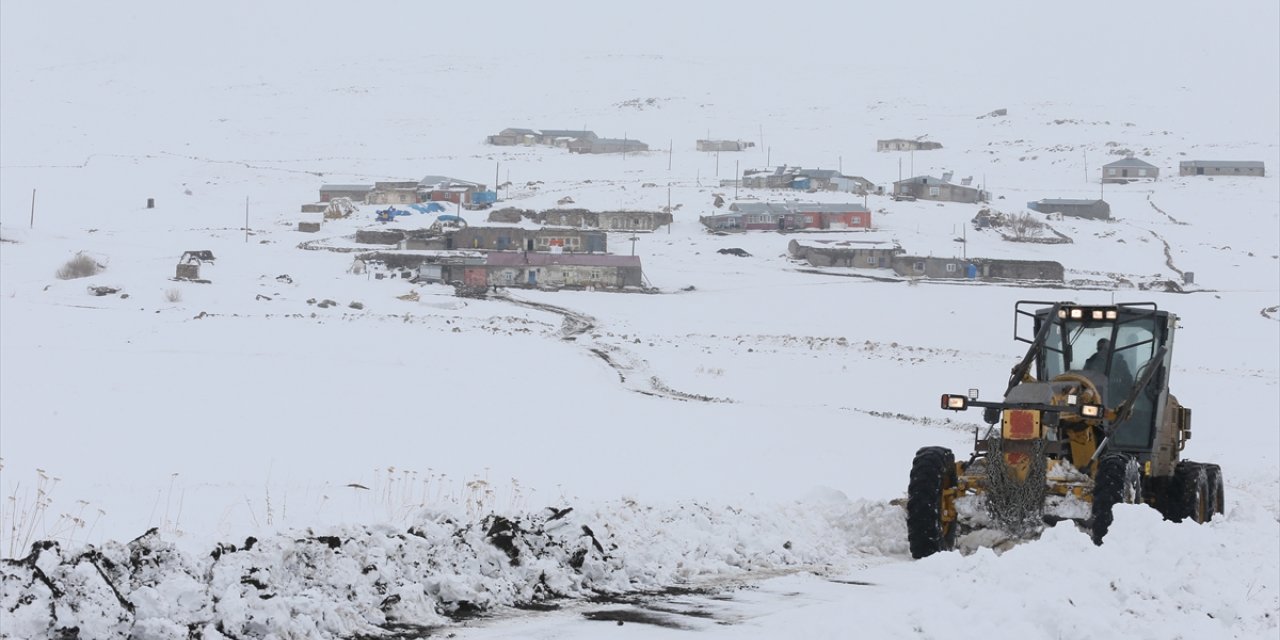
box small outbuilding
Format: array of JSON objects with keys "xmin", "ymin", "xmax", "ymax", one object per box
[{"xmin": 1027, "ymin": 198, "xmax": 1111, "ymax": 220}]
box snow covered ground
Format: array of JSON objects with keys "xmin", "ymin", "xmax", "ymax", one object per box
[{"xmin": 1, "ymin": 1, "xmax": 1277, "ymax": 638}]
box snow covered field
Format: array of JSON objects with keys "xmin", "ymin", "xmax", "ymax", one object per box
[{"xmin": 1, "ymin": 1, "xmax": 1277, "ymax": 638}]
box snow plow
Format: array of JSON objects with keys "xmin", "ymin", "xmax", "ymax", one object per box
[{"xmin": 907, "ymin": 301, "xmax": 1223, "ymax": 558}]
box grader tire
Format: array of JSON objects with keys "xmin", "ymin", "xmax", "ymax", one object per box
[
  {"xmin": 1090, "ymin": 453, "xmax": 1131, "ymax": 545},
  {"xmin": 1171, "ymin": 461, "xmax": 1209, "ymax": 524},
  {"xmin": 907, "ymin": 446, "xmax": 957, "ymax": 559},
  {"xmin": 1204, "ymin": 464, "xmax": 1225, "ymax": 521}
]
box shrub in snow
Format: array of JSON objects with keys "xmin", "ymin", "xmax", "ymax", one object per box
[{"xmin": 56, "ymin": 253, "xmax": 102, "ymax": 280}]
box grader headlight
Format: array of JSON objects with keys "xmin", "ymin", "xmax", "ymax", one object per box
[
  {"xmin": 1002, "ymin": 409, "xmax": 1041, "ymax": 440},
  {"xmin": 1080, "ymin": 403, "xmax": 1103, "ymax": 418},
  {"xmin": 941, "ymin": 394, "xmax": 969, "ymax": 411}
]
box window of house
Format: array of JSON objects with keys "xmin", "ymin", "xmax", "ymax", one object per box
[
  {"xmin": 1138, "ymin": 169, "xmax": 1147, "ymax": 177},
  {"xmin": 852, "ymin": 216, "xmax": 862, "ymax": 225},
  {"xmin": 914, "ymin": 261, "xmax": 925, "ymax": 272},
  {"xmin": 590, "ymin": 269, "xmax": 601, "ymax": 279},
  {"xmin": 1108, "ymin": 168, "xmax": 1117, "ymax": 176},
  {"xmin": 805, "ymin": 215, "xmax": 814, "ymax": 224},
  {"xmin": 929, "ymin": 186, "xmax": 941, "ymax": 196},
  {"xmin": 866, "ymin": 256, "xmax": 878, "ymax": 265},
  {"xmin": 946, "ymin": 263, "xmax": 957, "ymax": 273}
]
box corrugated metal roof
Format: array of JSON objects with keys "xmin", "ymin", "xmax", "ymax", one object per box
[
  {"xmin": 321, "ymin": 184, "xmax": 373, "ymax": 191},
  {"xmin": 1037, "ymin": 199, "xmax": 1105, "ymax": 205},
  {"xmin": 791, "ymin": 203, "xmax": 870, "ymax": 213},
  {"xmin": 419, "ymin": 175, "xmax": 482, "ymax": 189},
  {"xmin": 894, "ymin": 175, "xmax": 945, "ymax": 185},
  {"xmin": 1180, "ymin": 160, "xmax": 1264, "ymax": 169},
  {"xmin": 539, "ymin": 129, "xmax": 595, "ymax": 138},
  {"xmin": 485, "ymin": 252, "xmax": 641, "ymax": 268},
  {"xmin": 731, "ymin": 202, "xmax": 867, "ymax": 214},
  {"xmin": 797, "ymin": 169, "xmax": 839, "ymax": 179},
  {"xmin": 1102, "ymin": 157, "xmax": 1158, "ymax": 169},
  {"xmin": 592, "ymin": 138, "xmax": 647, "ymax": 145}
]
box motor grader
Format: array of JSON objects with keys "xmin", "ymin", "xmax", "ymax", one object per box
[{"xmin": 907, "ymin": 301, "xmax": 1223, "ymax": 559}]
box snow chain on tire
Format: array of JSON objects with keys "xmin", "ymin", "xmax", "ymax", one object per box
[{"xmin": 984, "ymin": 437, "xmax": 1047, "ymax": 537}]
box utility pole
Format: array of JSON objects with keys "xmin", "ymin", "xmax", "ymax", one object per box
[
  {"xmin": 759, "ymin": 124, "xmax": 764, "ymax": 150},
  {"xmin": 1083, "ymin": 149, "xmax": 1088, "ymax": 183},
  {"xmin": 244, "ymin": 196, "xmax": 249, "ymax": 243},
  {"xmin": 495, "ymin": 161, "xmax": 500, "ymax": 200},
  {"xmin": 767, "ymin": 147, "xmax": 771, "ymax": 167},
  {"xmin": 29, "ymin": 189, "xmax": 36, "ymax": 229},
  {"xmin": 668, "ymin": 140, "xmax": 672, "ymax": 170},
  {"xmin": 735, "ymin": 160, "xmax": 739, "ymax": 200},
  {"xmin": 839, "ymin": 155, "xmax": 843, "ymax": 174},
  {"xmin": 667, "ymin": 186, "xmax": 672, "ymax": 235},
  {"xmin": 715, "ymin": 150, "xmax": 720, "ymax": 176},
  {"xmin": 898, "ymin": 157, "xmax": 902, "ymax": 183}
]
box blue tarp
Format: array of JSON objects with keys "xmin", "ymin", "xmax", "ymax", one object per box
[
  {"xmin": 410, "ymin": 203, "xmax": 446, "ymax": 213},
  {"xmin": 376, "ymin": 207, "xmax": 412, "ymax": 222}
]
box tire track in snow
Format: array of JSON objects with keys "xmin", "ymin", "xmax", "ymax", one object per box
[
  {"xmin": 498, "ymin": 293, "xmax": 733, "ymax": 403},
  {"xmin": 1147, "ymin": 192, "xmax": 1189, "ymax": 226}
]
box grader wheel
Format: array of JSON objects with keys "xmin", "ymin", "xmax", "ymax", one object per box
[
  {"xmin": 1170, "ymin": 461, "xmax": 1211, "ymax": 524},
  {"xmin": 1203, "ymin": 464, "xmax": 1226, "ymax": 521},
  {"xmin": 1090, "ymin": 453, "xmax": 1139, "ymax": 545},
  {"xmin": 906, "ymin": 446, "xmax": 958, "ymax": 559}
]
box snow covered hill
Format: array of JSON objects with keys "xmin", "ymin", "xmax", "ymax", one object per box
[{"xmin": 1, "ymin": 1, "xmax": 1277, "ymax": 638}]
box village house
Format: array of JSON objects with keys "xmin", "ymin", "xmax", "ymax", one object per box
[
  {"xmin": 1102, "ymin": 157, "xmax": 1159, "ymax": 183},
  {"xmin": 597, "ymin": 211, "xmax": 667, "ymax": 231},
  {"xmin": 352, "ymin": 251, "xmax": 487, "ymax": 285},
  {"xmin": 787, "ymin": 239, "xmax": 903, "ymax": 268},
  {"xmin": 319, "ymin": 184, "xmax": 373, "ymax": 203},
  {"xmin": 484, "ymin": 128, "xmax": 598, "ymax": 148},
  {"xmin": 704, "ymin": 202, "xmax": 871, "ymax": 231},
  {"xmin": 536, "ymin": 129, "xmax": 597, "ymax": 147},
  {"xmin": 739, "ymin": 166, "xmax": 879, "ymax": 194},
  {"xmin": 419, "ymin": 175, "xmax": 490, "ymax": 205},
  {"xmin": 892, "ymin": 256, "xmax": 1064, "ymax": 281},
  {"xmin": 877, "ymin": 138, "xmax": 943, "ymax": 152},
  {"xmin": 1027, "ymin": 198, "xmax": 1111, "ymax": 220},
  {"xmin": 418, "ymin": 227, "xmax": 608, "ymax": 253},
  {"xmin": 1179, "ymin": 160, "xmax": 1265, "ymax": 177},
  {"xmin": 893, "ymin": 175, "xmax": 988, "ymax": 204},
  {"xmin": 741, "ymin": 167, "xmax": 799, "ymax": 189},
  {"xmin": 486, "ymin": 128, "xmax": 538, "ymax": 146},
  {"xmin": 367, "ymin": 181, "xmax": 421, "ymax": 205},
  {"xmin": 485, "ymin": 252, "xmax": 643, "ymax": 289},
  {"xmin": 697, "ymin": 139, "xmax": 754, "ymax": 152},
  {"xmin": 568, "ymin": 138, "xmax": 650, "ymax": 154}
]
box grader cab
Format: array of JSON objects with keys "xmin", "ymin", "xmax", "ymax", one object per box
[{"xmin": 907, "ymin": 301, "xmax": 1223, "ymax": 559}]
